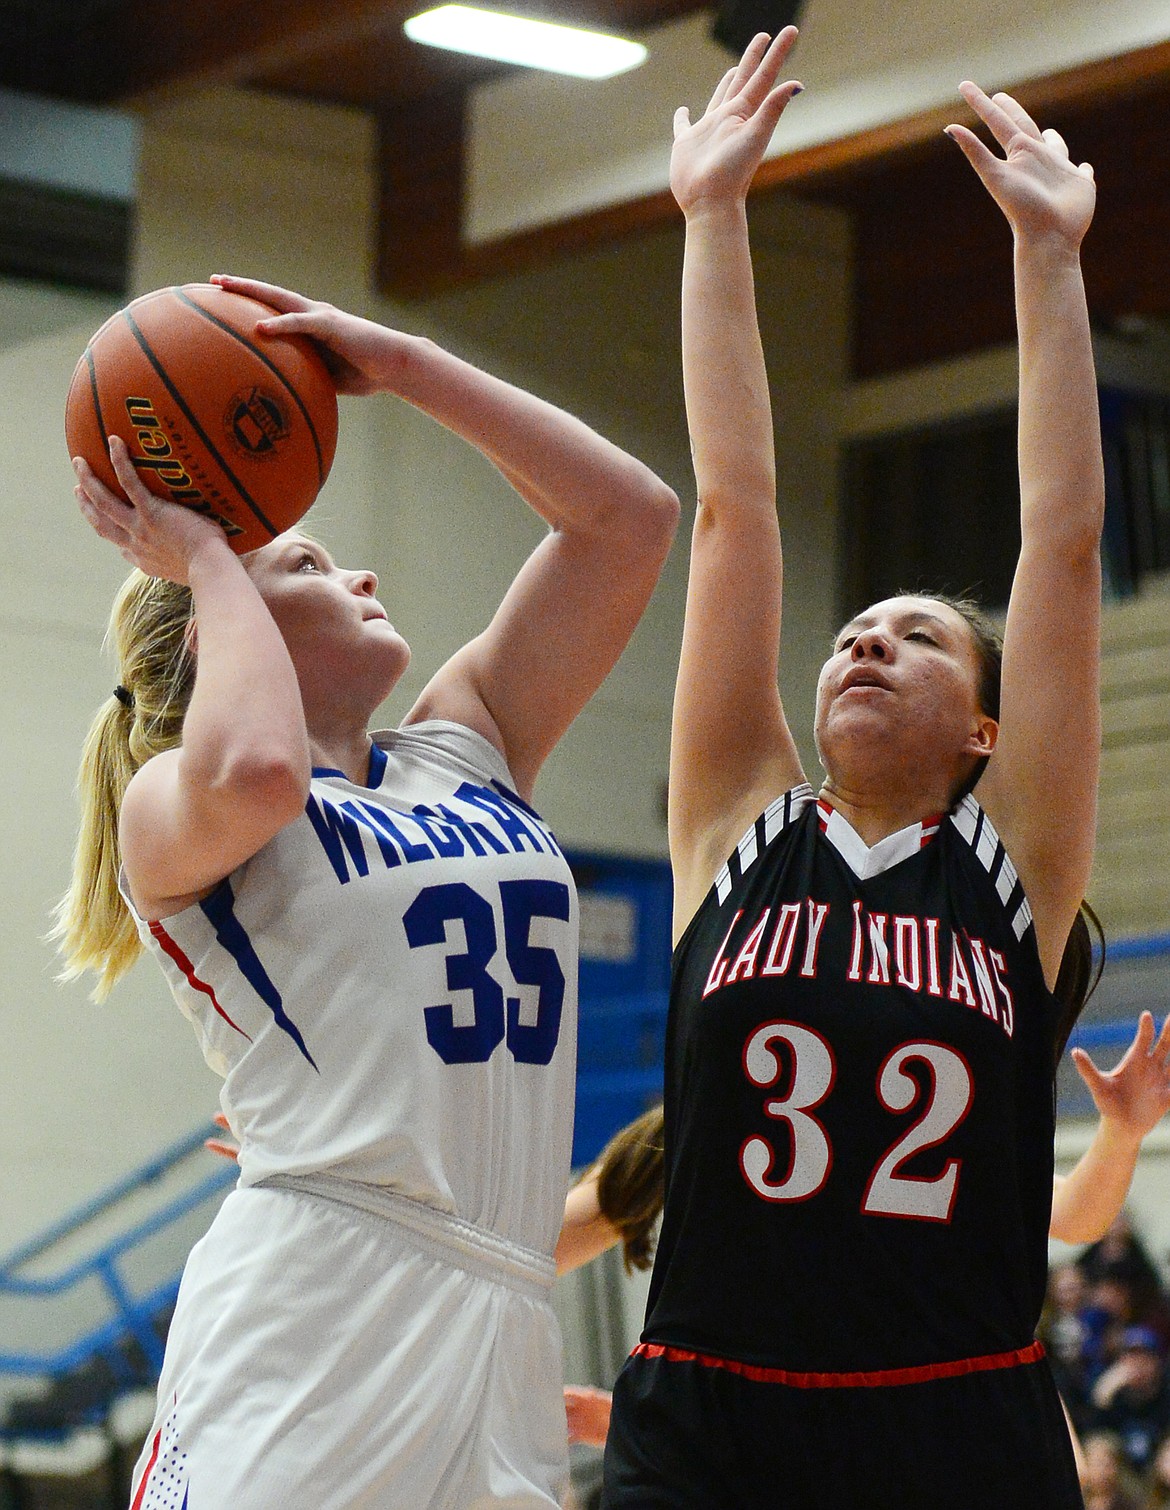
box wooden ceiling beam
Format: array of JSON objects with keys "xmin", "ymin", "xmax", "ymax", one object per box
[
  {"xmin": 374, "ymin": 35, "xmax": 1170, "ymax": 343},
  {"xmin": 3, "ymin": 0, "xmax": 419, "ymax": 103}
]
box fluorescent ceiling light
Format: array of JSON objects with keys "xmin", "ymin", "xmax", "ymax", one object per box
[{"xmin": 404, "ymin": 5, "xmax": 647, "ymax": 78}]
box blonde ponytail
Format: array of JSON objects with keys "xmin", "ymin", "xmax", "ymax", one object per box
[{"xmin": 52, "ymin": 571, "xmax": 195, "ymax": 1000}]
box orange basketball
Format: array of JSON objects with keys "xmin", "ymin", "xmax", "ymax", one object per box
[{"xmin": 65, "ymin": 283, "xmax": 339, "ymax": 554}]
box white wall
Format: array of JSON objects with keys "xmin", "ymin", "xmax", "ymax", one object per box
[{"xmin": 0, "ymin": 86, "xmax": 850, "ymax": 1248}]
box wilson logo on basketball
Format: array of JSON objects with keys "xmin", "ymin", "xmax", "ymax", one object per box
[
  {"xmin": 225, "ymin": 387, "xmax": 292, "ymax": 458},
  {"xmin": 123, "ymin": 396, "xmax": 244, "ymax": 538}
]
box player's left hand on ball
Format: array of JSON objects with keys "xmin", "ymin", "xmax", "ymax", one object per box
[
  {"xmin": 74, "ymin": 436, "xmax": 230, "ymax": 584},
  {"xmin": 210, "ymin": 274, "xmax": 399, "ymax": 398}
]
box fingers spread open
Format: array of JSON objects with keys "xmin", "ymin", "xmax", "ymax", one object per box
[
  {"xmin": 957, "ymin": 81, "xmax": 1030, "ymax": 153},
  {"xmin": 726, "ymin": 33, "xmax": 773, "ymax": 103},
  {"xmin": 991, "ymin": 90, "xmax": 1042, "ymax": 140},
  {"xmin": 705, "ymin": 67, "xmax": 737, "ymax": 115},
  {"xmin": 943, "ymin": 123, "xmax": 1000, "ymax": 183}
]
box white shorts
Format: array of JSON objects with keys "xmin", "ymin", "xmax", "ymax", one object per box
[{"xmin": 130, "ymin": 1181, "xmax": 568, "ymax": 1510}]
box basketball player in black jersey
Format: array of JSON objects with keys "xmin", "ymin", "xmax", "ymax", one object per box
[{"xmin": 601, "ymin": 29, "xmax": 1103, "ymax": 1510}]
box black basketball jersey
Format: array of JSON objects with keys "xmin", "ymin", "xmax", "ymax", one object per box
[{"xmin": 643, "ymin": 784, "xmax": 1061, "ymax": 1376}]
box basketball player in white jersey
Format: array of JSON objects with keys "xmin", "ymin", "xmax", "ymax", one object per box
[{"xmin": 58, "ymin": 275, "xmax": 678, "ymax": 1509}]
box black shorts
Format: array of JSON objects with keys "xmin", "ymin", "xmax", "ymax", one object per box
[{"xmin": 600, "ymin": 1346, "xmax": 1083, "ymax": 1509}]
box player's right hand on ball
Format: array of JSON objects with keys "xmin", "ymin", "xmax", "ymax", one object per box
[
  {"xmin": 210, "ymin": 274, "xmax": 404, "ymax": 399},
  {"xmin": 74, "ymin": 435, "xmax": 233, "ymax": 584}
]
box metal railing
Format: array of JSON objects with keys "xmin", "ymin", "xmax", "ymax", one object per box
[{"xmin": 0, "ymin": 1125, "xmax": 235, "ymax": 1387}]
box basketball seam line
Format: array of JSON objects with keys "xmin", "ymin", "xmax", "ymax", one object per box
[
  {"xmin": 122, "ymin": 309, "xmax": 281, "ymax": 538},
  {"xmin": 175, "ymin": 288, "xmax": 328, "ymax": 486},
  {"xmin": 84, "ymin": 347, "xmax": 109, "ymax": 459}
]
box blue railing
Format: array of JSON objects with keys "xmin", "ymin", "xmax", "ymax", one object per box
[{"xmin": 0, "ymin": 1124, "xmax": 235, "ymax": 1384}]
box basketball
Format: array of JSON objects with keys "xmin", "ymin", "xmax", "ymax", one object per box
[{"xmin": 64, "ymin": 283, "xmax": 339, "ymax": 554}]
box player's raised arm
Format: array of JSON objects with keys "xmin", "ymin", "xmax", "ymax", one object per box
[
  {"xmin": 69, "ymin": 438, "xmax": 310, "ymax": 926},
  {"xmin": 667, "ymin": 31, "xmax": 807, "ymax": 937},
  {"xmin": 946, "ymin": 88, "xmax": 1104, "ymax": 983},
  {"xmin": 212, "ymin": 275, "xmax": 680, "ymax": 804}
]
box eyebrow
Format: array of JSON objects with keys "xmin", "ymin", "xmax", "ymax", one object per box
[
  {"xmin": 279, "ymin": 539, "xmax": 332, "ymax": 567},
  {"xmin": 837, "ymin": 610, "xmax": 953, "ymax": 641}
]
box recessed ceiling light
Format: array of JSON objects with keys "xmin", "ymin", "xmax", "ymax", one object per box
[{"xmin": 403, "ymin": 5, "xmax": 647, "ymax": 79}]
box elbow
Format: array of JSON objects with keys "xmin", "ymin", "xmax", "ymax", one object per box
[
  {"xmin": 1048, "ymin": 1197, "xmax": 1110, "ymax": 1246},
  {"xmin": 647, "ymin": 483, "xmax": 682, "ymax": 564},
  {"xmin": 620, "ymin": 478, "xmax": 681, "ymax": 562},
  {"xmin": 211, "ymin": 748, "xmax": 311, "ymax": 826},
  {"xmin": 1050, "ymin": 1215, "xmax": 1109, "ymax": 1247}
]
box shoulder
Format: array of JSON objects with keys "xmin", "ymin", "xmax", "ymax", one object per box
[
  {"xmin": 377, "ymin": 718, "xmax": 518, "ymax": 790},
  {"xmin": 674, "ymin": 782, "xmax": 816, "ymax": 947},
  {"xmin": 945, "ymin": 794, "xmax": 1043, "ymax": 950}
]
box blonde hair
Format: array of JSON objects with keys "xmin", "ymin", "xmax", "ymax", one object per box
[{"xmin": 52, "ymin": 570, "xmax": 195, "ymax": 1000}]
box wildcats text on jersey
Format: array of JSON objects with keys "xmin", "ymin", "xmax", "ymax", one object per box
[
  {"xmin": 306, "ymin": 779, "xmax": 562, "ymax": 885},
  {"xmin": 701, "ymin": 898, "xmax": 1016, "ymax": 1037}
]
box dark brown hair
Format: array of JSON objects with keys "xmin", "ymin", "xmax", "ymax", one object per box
[{"xmin": 593, "ymin": 1103, "xmax": 665, "ymax": 1274}]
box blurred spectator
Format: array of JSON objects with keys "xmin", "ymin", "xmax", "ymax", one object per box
[
  {"xmin": 1090, "ymin": 1327, "xmax": 1170, "ymax": 1474},
  {"xmin": 1080, "ymin": 1214, "xmax": 1166, "ymax": 1326},
  {"xmin": 1042, "ymin": 1263, "xmax": 1093, "ymax": 1426},
  {"xmin": 1082, "ymin": 1275, "xmax": 1144, "ymax": 1391},
  {"xmin": 1081, "ymin": 1431, "xmax": 1144, "ymax": 1510},
  {"xmin": 1140, "ymin": 1430, "xmax": 1170, "ymax": 1510}
]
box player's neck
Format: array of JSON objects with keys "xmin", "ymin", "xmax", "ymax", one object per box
[
  {"xmin": 309, "ymin": 728, "xmax": 374, "ymax": 785},
  {"xmin": 817, "ymin": 779, "xmax": 951, "ymax": 848}
]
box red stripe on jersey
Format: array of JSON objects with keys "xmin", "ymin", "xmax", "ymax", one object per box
[
  {"xmin": 129, "ymin": 1424, "xmax": 163, "ymax": 1510},
  {"xmin": 149, "ymin": 921, "xmax": 253, "ymax": 1042},
  {"xmin": 920, "ymin": 815, "xmax": 942, "ymax": 847},
  {"xmin": 631, "ymin": 1338, "xmax": 1045, "ymax": 1388}
]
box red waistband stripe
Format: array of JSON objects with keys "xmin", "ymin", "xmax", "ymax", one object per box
[{"xmin": 631, "ymin": 1338, "xmax": 1045, "ymax": 1389}]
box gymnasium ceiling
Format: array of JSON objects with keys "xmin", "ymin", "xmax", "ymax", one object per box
[
  {"xmin": 5, "ymin": 0, "xmax": 1170, "ymax": 373},
  {"xmin": 0, "ymin": 0, "xmax": 704, "ymax": 107}
]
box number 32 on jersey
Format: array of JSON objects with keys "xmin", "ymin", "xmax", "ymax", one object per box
[
  {"xmin": 404, "ymin": 879, "xmax": 572, "ymax": 1067},
  {"xmin": 740, "ymin": 1022, "xmax": 973, "ymax": 1222}
]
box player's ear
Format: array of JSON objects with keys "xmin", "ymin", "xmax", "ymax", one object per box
[{"xmin": 965, "ymin": 713, "xmax": 997, "ymax": 759}]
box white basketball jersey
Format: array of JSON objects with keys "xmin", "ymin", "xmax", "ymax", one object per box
[{"xmin": 126, "ymin": 720, "xmax": 579, "ymax": 1255}]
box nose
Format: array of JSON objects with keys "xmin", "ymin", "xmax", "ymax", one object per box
[
  {"xmin": 851, "ymin": 628, "xmax": 889, "ymax": 660},
  {"xmin": 349, "ymin": 568, "xmax": 378, "ymax": 596}
]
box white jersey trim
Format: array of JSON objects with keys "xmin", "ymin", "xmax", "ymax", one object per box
[
  {"xmin": 712, "ymin": 787, "xmax": 1035, "ymax": 943},
  {"xmin": 949, "ymin": 793, "xmax": 1034, "ymax": 941},
  {"xmin": 714, "ymin": 785, "xmax": 816, "ymax": 904}
]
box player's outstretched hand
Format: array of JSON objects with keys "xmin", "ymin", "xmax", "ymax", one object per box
[
  {"xmin": 1071, "ymin": 1011, "xmax": 1170, "ymax": 1143},
  {"xmin": 73, "ymin": 436, "xmax": 229, "ymax": 584},
  {"xmin": 945, "ymin": 84, "xmax": 1096, "ymax": 250},
  {"xmin": 670, "ymin": 29, "xmax": 803, "ymax": 217},
  {"xmin": 564, "ymin": 1384, "xmax": 613, "ymax": 1449},
  {"xmin": 210, "ymin": 274, "xmax": 404, "ymax": 398}
]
